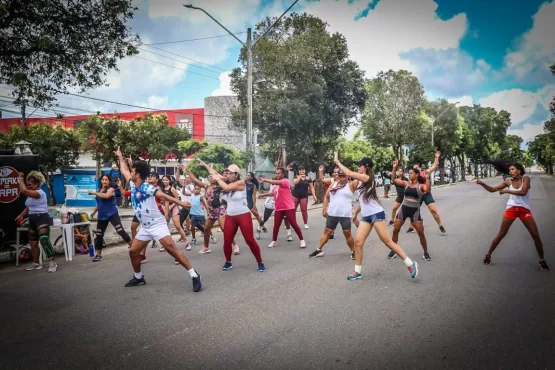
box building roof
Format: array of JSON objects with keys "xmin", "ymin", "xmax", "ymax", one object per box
[{"xmin": 254, "ymin": 157, "xmax": 276, "ymax": 173}]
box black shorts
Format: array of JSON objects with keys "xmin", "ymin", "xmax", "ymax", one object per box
[
  {"xmin": 247, "ymin": 199, "xmax": 254, "ymax": 209},
  {"xmin": 395, "ymin": 194, "xmax": 404, "ymax": 204},
  {"xmin": 28, "ymin": 213, "xmax": 51, "ymax": 241},
  {"xmin": 132, "ymin": 215, "xmax": 139, "ymax": 223},
  {"xmin": 396, "ymin": 205, "xmax": 422, "ymax": 222},
  {"xmin": 326, "ymin": 216, "xmax": 351, "ymax": 231},
  {"xmin": 421, "ymin": 192, "xmax": 435, "ymax": 205}
]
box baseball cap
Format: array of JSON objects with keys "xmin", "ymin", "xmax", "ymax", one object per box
[
  {"xmin": 337, "ymin": 169, "xmax": 346, "ymax": 176},
  {"xmin": 356, "ymin": 157, "xmax": 374, "ymax": 168},
  {"xmin": 148, "ymin": 172, "xmax": 158, "ymax": 178},
  {"xmin": 226, "ymin": 164, "xmax": 241, "ymax": 173}
]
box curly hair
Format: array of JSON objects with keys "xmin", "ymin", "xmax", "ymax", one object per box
[
  {"xmin": 27, "ymin": 171, "xmax": 46, "ymax": 185},
  {"xmin": 487, "ymin": 160, "xmax": 526, "ymax": 176}
]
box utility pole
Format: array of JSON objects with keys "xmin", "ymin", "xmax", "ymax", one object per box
[{"xmin": 21, "ymin": 103, "xmax": 26, "ymax": 127}]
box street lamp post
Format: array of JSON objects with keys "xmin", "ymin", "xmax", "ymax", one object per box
[
  {"xmin": 184, "ymin": 0, "xmax": 299, "ymax": 172},
  {"xmin": 430, "ymin": 101, "xmax": 459, "ymax": 186}
]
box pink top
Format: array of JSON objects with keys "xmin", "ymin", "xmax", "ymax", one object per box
[{"xmin": 272, "ymin": 179, "xmax": 295, "ymax": 211}]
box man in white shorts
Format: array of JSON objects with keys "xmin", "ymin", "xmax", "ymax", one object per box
[{"xmin": 115, "ymin": 147, "xmax": 202, "ymax": 292}]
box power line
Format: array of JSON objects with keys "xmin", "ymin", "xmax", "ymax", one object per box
[
  {"xmin": 133, "ymin": 55, "xmax": 220, "ymax": 80},
  {"xmin": 137, "ymin": 48, "xmax": 221, "ymax": 75},
  {"xmin": 142, "ymin": 44, "xmax": 226, "ymax": 72},
  {"xmin": 142, "ymin": 32, "xmax": 247, "ymax": 46}
]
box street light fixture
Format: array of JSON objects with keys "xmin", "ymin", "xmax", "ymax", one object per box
[{"xmin": 183, "ymin": 0, "xmax": 300, "ymax": 171}]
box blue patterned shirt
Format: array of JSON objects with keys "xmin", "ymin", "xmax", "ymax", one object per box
[{"xmin": 130, "ymin": 181, "xmax": 165, "ymax": 227}]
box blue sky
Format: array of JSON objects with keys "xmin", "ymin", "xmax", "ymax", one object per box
[{"xmin": 2, "ymin": 0, "xmax": 554, "ymax": 145}]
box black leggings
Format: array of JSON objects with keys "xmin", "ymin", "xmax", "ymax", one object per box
[
  {"xmin": 263, "ymin": 207, "xmax": 290, "ymax": 228},
  {"xmin": 95, "ymin": 213, "xmax": 130, "ymax": 250},
  {"xmin": 29, "ymin": 213, "xmax": 54, "ymax": 258}
]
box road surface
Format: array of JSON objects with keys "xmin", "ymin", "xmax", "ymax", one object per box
[{"xmin": 1, "ymin": 173, "xmax": 554, "ymax": 369}]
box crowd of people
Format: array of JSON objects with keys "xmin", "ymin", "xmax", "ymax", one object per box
[{"xmin": 17, "ymin": 147, "xmax": 549, "ymax": 292}]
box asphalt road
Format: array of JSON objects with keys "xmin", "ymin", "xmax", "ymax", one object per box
[{"xmin": 1, "ymin": 173, "xmax": 554, "ymax": 369}]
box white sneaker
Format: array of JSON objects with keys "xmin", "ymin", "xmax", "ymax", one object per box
[
  {"xmin": 159, "ymin": 246, "xmax": 165, "ymax": 252},
  {"xmin": 268, "ymin": 241, "xmax": 276, "ymax": 248},
  {"xmin": 25, "ymin": 263, "xmax": 43, "ymax": 271},
  {"xmin": 287, "ymin": 235, "xmax": 293, "ymax": 242},
  {"xmin": 304, "ymin": 224, "xmax": 309, "ymax": 229},
  {"xmin": 233, "ymin": 244, "xmax": 240, "ymax": 255},
  {"xmin": 48, "ymin": 262, "xmax": 57, "ymax": 273},
  {"xmin": 185, "ymin": 244, "xmax": 192, "ymax": 251},
  {"xmin": 210, "ymin": 236, "xmax": 217, "ymax": 244},
  {"xmin": 300, "ymin": 240, "xmax": 307, "ymax": 248}
]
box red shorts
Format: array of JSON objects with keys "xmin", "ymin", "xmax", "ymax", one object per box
[{"xmin": 503, "ymin": 206, "xmax": 533, "ymax": 221}]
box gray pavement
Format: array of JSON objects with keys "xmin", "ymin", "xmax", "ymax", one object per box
[{"xmin": 1, "ymin": 173, "xmax": 554, "ymax": 369}]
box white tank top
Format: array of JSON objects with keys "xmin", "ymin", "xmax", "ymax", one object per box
[
  {"xmin": 357, "ymin": 184, "xmax": 384, "ymax": 217},
  {"xmin": 327, "ymin": 182, "xmax": 353, "ymax": 218},
  {"xmin": 506, "ymin": 175, "xmax": 531, "ymax": 211},
  {"xmin": 222, "ymin": 186, "xmax": 250, "ymax": 216}
]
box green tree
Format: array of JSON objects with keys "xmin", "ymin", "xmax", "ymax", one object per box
[
  {"xmin": 185, "ymin": 144, "xmax": 246, "ymax": 178},
  {"xmin": 528, "ymin": 134, "xmax": 552, "ymax": 174},
  {"xmin": 0, "ymin": 123, "xmax": 80, "ymax": 204},
  {"xmin": 361, "ymin": 70, "xmax": 426, "ymax": 158},
  {"xmin": 229, "ymin": 13, "xmax": 366, "ymax": 170},
  {"xmin": 453, "ymin": 120, "xmax": 474, "ymax": 181},
  {"xmin": 338, "ymin": 134, "xmax": 395, "ymax": 173},
  {"xmin": 499, "ymin": 135, "xmax": 526, "ymax": 163},
  {"xmin": 0, "ymin": 0, "xmax": 139, "ymax": 125}
]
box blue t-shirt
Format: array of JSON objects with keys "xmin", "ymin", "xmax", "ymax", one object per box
[
  {"xmin": 246, "ymin": 182, "xmax": 255, "ymax": 201},
  {"xmin": 130, "ymin": 181, "xmax": 165, "ymax": 227},
  {"xmin": 190, "ymin": 194, "xmax": 204, "ymax": 216},
  {"xmin": 96, "ymin": 188, "xmax": 118, "ymax": 220}
]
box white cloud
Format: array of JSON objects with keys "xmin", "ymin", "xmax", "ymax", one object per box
[
  {"xmin": 134, "ymin": 95, "xmax": 170, "ymax": 109},
  {"xmin": 211, "ymin": 71, "xmax": 235, "ymax": 96},
  {"xmin": 502, "ymin": 1, "xmax": 555, "ymax": 83},
  {"xmin": 479, "ymin": 85, "xmax": 554, "ymax": 124},
  {"xmin": 508, "ymin": 123, "xmax": 546, "ymax": 145},
  {"xmin": 449, "ymin": 96, "xmax": 473, "ymax": 106}
]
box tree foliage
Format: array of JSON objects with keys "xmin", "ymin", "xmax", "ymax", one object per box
[
  {"xmin": 185, "ymin": 144, "xmax": 246, "ymax": 178},
  {"xmin": 0, "ymin": 123, "xmax": 80, "ymax": 203},
  {"xmin": 0, "ymin": 0, "xmax": 139, "ymax": 115},
  {"xmin": 229, "ymin": 13, "xmax": 366, "ymax": 171},
  {"xmin": 337, "ymin": 134, "xmax": 395, "ymax": 173},
  {"xmin": 361, "ymin": 70, "xmax": 425, "ymax": 158}
]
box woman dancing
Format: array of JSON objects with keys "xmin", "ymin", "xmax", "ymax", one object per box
[
  {"xmin": 160, "ymin": 175, "xmax": 191, "ymax": 251},
  {"xmin": 411, "ymin": 152, "xmax": 445, "ymax": 234},
  {"xmin": 293, "ymin": 165, "xmax": 317, "ymax": 229},
  {"xmin": 89, "ymin": 174, "xmax": 131, "ymax": 262},
  {"xmin": 391, "ymin": 160, "xmax": 431, "ymax": 261},
  {"xmin": 246, "ymin": 172, "xmax": 264, "ymax": 228},
  {"xmin": 257, "ymin": 181, "xmax": 293, "ymax": 241},
  {"xmin": 16, "ymin": 171, "xmax": 58, "ymax": 273},
  {"xmin": 202, "ymin": 162, "xmax": 265, "ymax": 272},
  {"xmin": 332, "ymin": 155, "xmax": 418, "ymax": 280},
  {"xmin": 259, "ymin": 168, "xmax": 306, "ymax": 248},
  {"xmin": 476, "ymin": 161, "xmax": 548, "ymax": 271}
]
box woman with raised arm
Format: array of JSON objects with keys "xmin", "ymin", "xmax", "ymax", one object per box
[
  {"xmin": 411, "ymin": 151, "xmax": 445, "ymax": 234},
  {"xmin": 259, "ymin": 167, "xmax": 306, "ymax": 249},
  {"xmin": 16, "ymin": 171, "xmax": 58, "ymax": 273},
  {"xmin": 292, "ymin": 165, "xmax": 317, "ymax": 229},
  {"xmin": 257, "ymin": 180, "xmax": 293, "ymax": 240},
  {"xmin": 88, "ymin": 174, "xmax": 131, "ymax": 262},
  {"xmin": 333, "ymin": 154, "xmax": 418, "ymax": 280},
  {"xmin": 182, "ymin": 162, "xmax": 239, "ymax": 255},
  {"xmin": 477, "ymin": 161, "xmax": 548, "ymax": 270},
  {"xmin": 391, "ymin": 160, "xmax": 432, "ymax": 261},
  {"xmin": 199, "ymin": 160, "xmax": 265, "ymax": 272}
]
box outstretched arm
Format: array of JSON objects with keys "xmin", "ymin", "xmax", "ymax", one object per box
[
  {"xmin": 391, "ymin": 161, "xmax": 408, "ymax": 187},
  {"xmin": 114, "ymin": 147, "xmax": 131, "ymax": 182},
  {"xmin": 318, "ymin": 165, "xmax": 332, "ymax": 184},
  {"xmin": 476, "ymin": 178, "xmax": 510, "ymax": 193},
  {"xmin": 156, "ymin": 190, "xmax": 191, "ymax": 209},
  {"xmin": 333, "ymin": 149, "xmax": 369, "ymax": 183},
  {"xmin": 88, "ymin": 188, "xmax": 115, "ymax": 199},
  {"xmin": 425, "ymin": 152, "xmax": 441, "ymax": 175}
]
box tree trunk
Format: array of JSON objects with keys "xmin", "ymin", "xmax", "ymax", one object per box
[
  {"xmin": 438, "ymin": 157, "xmax": 446, "ymax": 184},
  {"xmin": 457, "ymin": 154, "xmax": 466, "ymax": 181},
  {"xmin": 449, "ymin": 157, "xmax": 456, "ymax": 183}
]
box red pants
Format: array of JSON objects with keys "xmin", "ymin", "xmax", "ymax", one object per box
[
  {"xmin": 294, "ymin": 197, "xmax": 309, "ymax": 224},
  {"xmin": 273, "ymin": 209, "xmax": 304, "ymax": 242},
  {"xmin": 223, "ymin": 212, "xmax": 262, "ymax": 263}
]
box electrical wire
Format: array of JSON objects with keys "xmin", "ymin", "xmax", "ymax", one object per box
[
  {"xmin": 140, "ymin": 45, "xmax": 226, "ymax": 72},
  {"xmin": 132, "ymin": 55, "xmax": 220, "ymax": 80},
  {"xmin": 137, "ymin": 47, "xmax": 221, "ymax": 75},
  {"xmin": 142, "ymin": 32, "xmax": 246, "ymax": 46}
]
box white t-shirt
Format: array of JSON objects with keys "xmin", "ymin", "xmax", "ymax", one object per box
[
  {"xmin": 327, "ymin": 182, "xmax": 353, "ymax": 218},
  {"xmin": 130, "ymin": 181, "xmax": 166, "ymax": 227},
  {"xmin": 506, "ymin": 175, "xmax": 531, "ymax": 211},
  {"xmin": 264, "ymin": 186, "xmax": 276, "ymax": 210},
  {"xmin": 222, "ymin": 188, "xmax": 250, "ymax": 216},
  {"xmin": 180, "ymin": 183, "xmax": 194, "ymax": 203},
  {"xmin": 25, "ymin": 189, "xmax": 48, "ymax": 214}
]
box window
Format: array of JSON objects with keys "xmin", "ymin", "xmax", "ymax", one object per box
[{"xmin": 165, "ymin": 167, "xmax": 175, "ymax": 176}]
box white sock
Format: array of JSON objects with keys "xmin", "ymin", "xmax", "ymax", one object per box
[
  {"xmin": 188, "ymin": 268, "xmax": 198, "ymax": 278},
  {"xmin": 354, "ymin": 265, "xmax": 362, "ymax": 273},
  {"xmin": 134, "ymin": 271, "xmax": 143, "ymax": 279},
  {"xmin": 287, "ymin": 229, "xmax": 292, "ymax": 236},
  {"xmin": 403, "ymin": 258, "xmax": 413, "ymax": 267}
]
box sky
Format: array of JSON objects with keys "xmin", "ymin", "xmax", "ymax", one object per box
[{"xmin": 1, "ymin": 0, "xmax": 555, "ymax": 146}]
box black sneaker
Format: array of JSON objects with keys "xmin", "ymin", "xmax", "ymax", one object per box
[
  {"xmin": 329, "ymin": 234, "xmax": 335, "ymax": 239},
  {"xmin": 351, "ymin": 252, "xmax": 355, "ymax": 260},
  {"xmin": 92, "ymin": 255, "xmax": 102, "ymax": 262},
  {"xmin": 387, "ymin": 251, "xmax": 397, "ymax": 259},
  {"xmin": 388, "ymin": 221, "xmax": 394, "ymax": 227},
  {"xmin": 192, "ymin": 274, "xmax": 202, "ymax": 292},
  {"xmin": 484, "ymin": 254, "xmax": 491, "ymax": 265},
  {"xmin": 539, "ymin": 260, "xmax": 549, "ymax": 271},
  {"xmin": 439, "ymin": 225, "xmax": 446, "ymax": 234},
  {"xmin": 423, "ymin": 253, "xmax": 431, "ymax": 261},
  {"xmin": 406, "ymin": 228, "xmax": 415, "ymax": 233},
  {"xmin": 309, "ymin": 249, "xmax": 324, "ymax": 258},
  {"xmin": 125, "ymin": 275, "xmax": 146, "ymax": 287},
  {"xmin": 262, "ymin": 226, "xmax": 267, "ymax": 233}
]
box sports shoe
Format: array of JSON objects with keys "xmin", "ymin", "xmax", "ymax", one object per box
[
  {"xmin": 151, "ymin": 241, "xmax": 158, "ymax": 248},
  {"xmin": 539, "ymin": 260, "xmax": 549, "ymax": 271},
  {"xmin": 159, "ymin": 246, "xmax": 165, "ymax": 252},
  {"xmin": 351, "ymin": 252, "xmax": 355, "ymax": 260},
  {"xmin": 25, "ymin": 263, "xmax": 43, "ymax": 271},
  {"xmin": 262, "ymin": 226, "xmax": 267, "ymax": 233},
  {"xmin": 174, "ymin": 259, "xmax": 180, "ymax": 265},
  {"xmin": 185, "ymin": 243, "xmax": 192, "ymax": 251},
  {"xmin": 387, "ymin": 251, "xmax": 397, "ymax": 259},
  {"xmin": 48, "ymin": 262, "xmax": 57, "ymax": 273},
  {"xmin": 258, "ymin": 262, "xmax": 266, "ymax": 272},
  {"xmin": 192, "ymin": 274, "xmax": 202, "ymax": 292},
  {"xmin": 198, "ymin": 247, "xmax": 211, "ymax": 254},
  {"xmin": 140, "ymin": 254, "xmax": 148, "ymax": 264},
  {"xmin": 210, "ymin": 236, "xmax": 217, "ymax": 244},
  {"xmin": 423, "ymin": 252, "xmax": 431, "ymax": 261},
  {"xmin": 329, "ymin": 234, "xmax": 334, "ymax": 239},
  {"xmin": 408, "ymin": 262, "xmax": 418, "ymax": 278},
  {"xmin": 268, "ymin": 241, "xmax": 276, "ymax": 248},
  {"xmin": 309, "ymin": 249, "xmax": 324, "ymax": 258},
  {"xmin": 300, "ymin": 240, "xmax": 307, "ymax": 248},
  {"xmin": 256, "ymin": 229, "xmax": 261, "ymax": 239},
  {"xmin": 287, "ymin": 235, "xmax": 293, "ymax": 242},
  {"xmin": 388, "ymin": 220, "xmax": 394, "ymax": 226},
  {"xmin": 233, "ymin": 244, "xmax": 240, "ymax": 255},
  {"xmin": 92, "ymin": 255, "xmax": 102, "ymax": 262},
  {"xmin": 347, "ymin": 271, "xmax": 362, "ymax": 280},
  {"xmin": 125, "ymin": 275, "xmax": 146, "ymax": 287},
  {"xmin": 304, "ymin": 224, "xmax": 309, "ymax": 229},
  {"xmin": 406, "ymin": 228, "xmax": 415, "ymax": 233},
  {"xmin": 484, "ymin": 254, "xmax": 491, "ymax": 265},
  {"xmin": 222, "ymin": 262, "xmax": 233, "ymax": 271},
  {"xmin": 439, "ymin": 225, "xmax": 446, "ymax": 234},
  {"xmin": 191, "ymin": 239, "xmax": 197, "ymax": 245}
]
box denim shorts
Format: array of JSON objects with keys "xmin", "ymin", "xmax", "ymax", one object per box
[{"xmin": 361, "ymin": 211, "xmax": 386, "ymax": 224}]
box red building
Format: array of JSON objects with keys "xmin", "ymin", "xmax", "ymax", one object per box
[{"xmin": 0, "ymin": 108, "xmax": 205, "ymax": 140}]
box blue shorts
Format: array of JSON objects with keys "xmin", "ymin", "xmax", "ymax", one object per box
[{"xmin": 361, "ymin": 211, "xmax": 386, "ymax": 224}]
